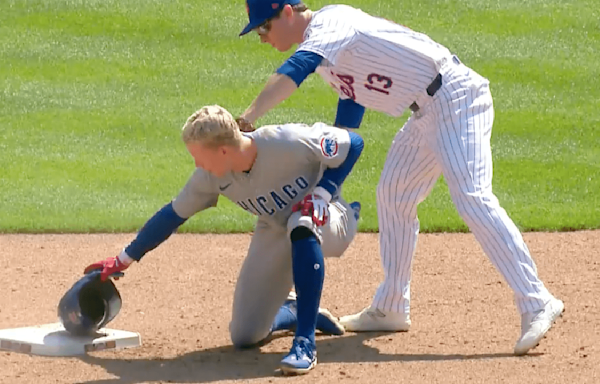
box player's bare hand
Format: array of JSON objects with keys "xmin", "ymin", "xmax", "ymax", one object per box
[
  {"xmin": 84, "ymin": 253, "xmax": 133, "ymax": 281},
  {"xmin": 236, "ymin": 117, "xmax": 255, "ymax": 132},
  {"xmin": 292, "ymin": 193, "xmax": 330, "ymax": 226}
]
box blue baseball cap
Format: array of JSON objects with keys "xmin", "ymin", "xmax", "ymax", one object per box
[{"xmin": 239, "ymin": 0, "xmax": 301, "ymax": 36}]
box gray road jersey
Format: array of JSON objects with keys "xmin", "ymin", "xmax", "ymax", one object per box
[{"xmin": 172, "ymin": 122, "xmax": 351, "ymax": 228}]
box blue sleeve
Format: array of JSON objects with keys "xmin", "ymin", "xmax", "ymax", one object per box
[
  {"xmin": 276, "ymin": 51, "xmax": 323, "ymax": 87},
  {"xmin": 317, "ymin": 131, "xmax": 364, "ymax": 196},
  {"xmin": 125, "ymin": 202, "xmax": 188, "ymax": 261},
  {"xmin": 334, "ymin": 98, "xmax": 366, "ymax": 129}
]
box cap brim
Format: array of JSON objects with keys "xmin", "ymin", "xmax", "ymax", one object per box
[{"xmin": 239, "ymin": 22, "xmax": 259, "ymax": 36}]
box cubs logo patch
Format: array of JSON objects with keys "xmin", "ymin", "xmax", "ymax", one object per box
[{"xmin": 320, "ymin": 137, "xmax": 339, "ymax": 158}]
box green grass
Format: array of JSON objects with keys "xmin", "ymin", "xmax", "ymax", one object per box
[{"xmin": 0, "ymin": 0, "xmax": 598, "ymax": 233}]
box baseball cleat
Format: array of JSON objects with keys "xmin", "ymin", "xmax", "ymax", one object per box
[
  {"xmin": 339, "ymin": 306, "xmax": 411, "ymax": 332},
  {"xmin": 514, "ymin": 298, "xmax": 564, "ymax": 356},
  {"xmin": 349, "ymin": 201, "xmax": 361, "ymax": 221},
  {"xmin": 284, "ymin": 292, "xmax": 345, "ymax": 335},
  {"xmin": 316, "ymin": 307, "xmax": 345, "ymax": 335},
  {"xmin": 280, "ymin": 336, "xmax": 317, "ymax": 375}
]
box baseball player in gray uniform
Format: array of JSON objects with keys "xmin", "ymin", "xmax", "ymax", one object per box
[
  {"xmin": 85, "ymin": 105, "xmax": 364, "ymax": 375},
  {"xmin": 237, "ymin": 0, "xmax": 564, "ymax": 356}
]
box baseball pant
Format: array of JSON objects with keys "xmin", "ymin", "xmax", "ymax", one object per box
[
  {"xmin": 229, "ymin": 199, "xmax": 357, "ymax": 347},
  {"xmin": 373, "ymin": 58, "xmax": 553, "ymax": 315}
]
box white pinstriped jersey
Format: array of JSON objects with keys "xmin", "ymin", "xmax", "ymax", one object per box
[
  {"xmin": 292, "ymin": 6, "xmax": 558, "ymax": 320},
  {"xmin": 297, "ymin": 4, "xmax": 453, "ymax": 117}
]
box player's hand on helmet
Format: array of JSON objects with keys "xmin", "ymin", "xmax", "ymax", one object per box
[
  {"xmin": 292, "ymin": 187, "xmax": 332, "ymax": 226},
  {"xmin": 235, "ymin": 117, "xmax": 255, "ymax": 132},
  {"xmin": 83, "ymin": 250, "xmax": 135, "ymax": 281}
]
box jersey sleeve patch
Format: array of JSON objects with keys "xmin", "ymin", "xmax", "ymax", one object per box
[{"xmin": 320, "ymin": 136, "xmax": 339, "ymax": 158}]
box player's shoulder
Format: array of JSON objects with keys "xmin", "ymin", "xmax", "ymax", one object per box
[
  {"xmin": 252, "ymin": 122, "xmax": 341, "ymax": 141},
  {"xmin": 315, "ymin": 4, "xmax": 357, "ymax": 16},
  {"xmin": 248, "ymin": 125, "xmax": 309, "ymax": 159},
  {"xmin": 189, "ymin": 166, "xmax": 216, "ymax": 184},
  {"xmin": 252, "ymin": 124, "xmax": 302, "ymax": 151},
  {"xmin": 251, "ymin": 123, "xmax": 306, "ymax": 141},
  {"xmin": 311, "ymin": 4, "xmax": 360, "ymax": 25}
]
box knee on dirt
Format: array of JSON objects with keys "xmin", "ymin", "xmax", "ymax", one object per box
[{"xmin": 229, "ymin": 320, "xmax": 270, "ymax": 349}]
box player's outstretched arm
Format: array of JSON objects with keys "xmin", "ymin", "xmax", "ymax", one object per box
[
  {"xmin": 240, "ymin": 73, "xmax": 298, "ymax": 124},
  {"xmin": 240, "ymin": 51, "xmax": 323, "ymax": 124},
  {"xmin": 83, "ymin": 202, "xmax": 188, "ymax": 280},
  {"xmin": 123, "ymin": 202, "xmax": 188, "ymax": 261}
]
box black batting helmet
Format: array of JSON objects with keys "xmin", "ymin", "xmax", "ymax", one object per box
[{"xmin": 57, "ymin": 270, "xmax": 122, "ymax": 336}]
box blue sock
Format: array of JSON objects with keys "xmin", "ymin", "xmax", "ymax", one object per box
[
  {"xmin": 270, "ymin": 300, "xmax": 297, "ymax": 332},
  {"xmin": 291, "ymin": 230, "xmax": 324, "ymax": 345}
]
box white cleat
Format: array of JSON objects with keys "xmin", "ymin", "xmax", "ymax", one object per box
[
  {"xmin": 339, "ymin": 306, "xmax": 411, "ymax": 332},
  {"xmin": 514, "ymin": 298, "xmax": 565, "ymax": 356}
]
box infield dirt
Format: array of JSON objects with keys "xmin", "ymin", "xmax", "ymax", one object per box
[{"xmin": 0, "ymin": 231, "xmax": 598, "ymax": 384}]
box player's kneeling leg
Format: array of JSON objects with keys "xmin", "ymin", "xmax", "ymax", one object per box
[
  {"xmin": 229, "ymin": 319, "xmax": 272, "ymax": 349},
  {"xmin": 279, "ymin": 226, "xmax": 321, "ymax": 374},
  {"xmin": 289, "ymin": 226, "xmax": 323, "ymax": 344}
]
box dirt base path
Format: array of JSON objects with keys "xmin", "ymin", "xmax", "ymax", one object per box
[{"xmin": 0, "ymin": 231, "xmax": 598, "ymax": 384}]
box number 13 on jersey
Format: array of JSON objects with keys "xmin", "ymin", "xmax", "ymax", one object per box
[{"xmin": 330, "ymin": 71, "xmax": 393, "ymax": 100}]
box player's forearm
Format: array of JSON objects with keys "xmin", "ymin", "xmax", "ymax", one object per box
[
  {"xmin": 241, "ymin": 73, "xmax": 298, "ymax": 123},
  {"xmin": 316, "ymin": 131, "xmax": 365, "ymax": 199},
  {"xmin": 335, "ymin": 98, "xmax": 366, "ymax": 129},
  {"xmin": 124, "ymin": 202, "xmax": 187, "ymax": 261}
]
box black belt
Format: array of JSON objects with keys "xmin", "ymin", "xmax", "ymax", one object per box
[{"xmin": 409, "ymin": 73, "xmax": 442, "ymax": 113}]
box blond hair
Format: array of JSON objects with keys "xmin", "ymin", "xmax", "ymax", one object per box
[{"xmin": 181, "ymin": 105, "xmax": 242, "ymax": 147}]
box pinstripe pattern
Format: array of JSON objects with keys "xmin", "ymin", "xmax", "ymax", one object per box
[
  {"xmin": 298, "ymin": 5, "xmax": 450, "ymax": 117},
  {"xmin": 375, "ymin": 130, "xmax": 441, "ymax": 313},
  {"xmin": 294, "ymin": 4, "xmax": 556, "ymax": 318},
  {"xmin": 373, "ymin": 61, "xmax": 553, "ymax": 315},
  {"xmin": 434, "ymin": 65, "xmax": 550, "ymax": 314}
]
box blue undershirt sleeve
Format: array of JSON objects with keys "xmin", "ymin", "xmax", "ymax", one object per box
[
  {"xmin": 276, "ymin": 51, "xmax": 324, "ymax": 87},
  {"xmin": 125, "ymin": 202, "xmax": 188, "ymax": 261},
  {"xmin": 334, "ymin": 98, "xmax": 366, "ymax": 129},
  {"xmin": 316, "ymin": 131, "xmax": 364, "ymax": 197}
]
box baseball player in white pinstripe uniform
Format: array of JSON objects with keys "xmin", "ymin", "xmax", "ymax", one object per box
[{"xmin": 238, "ymin": 0, "xmax": 564, "ymax": 355}]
